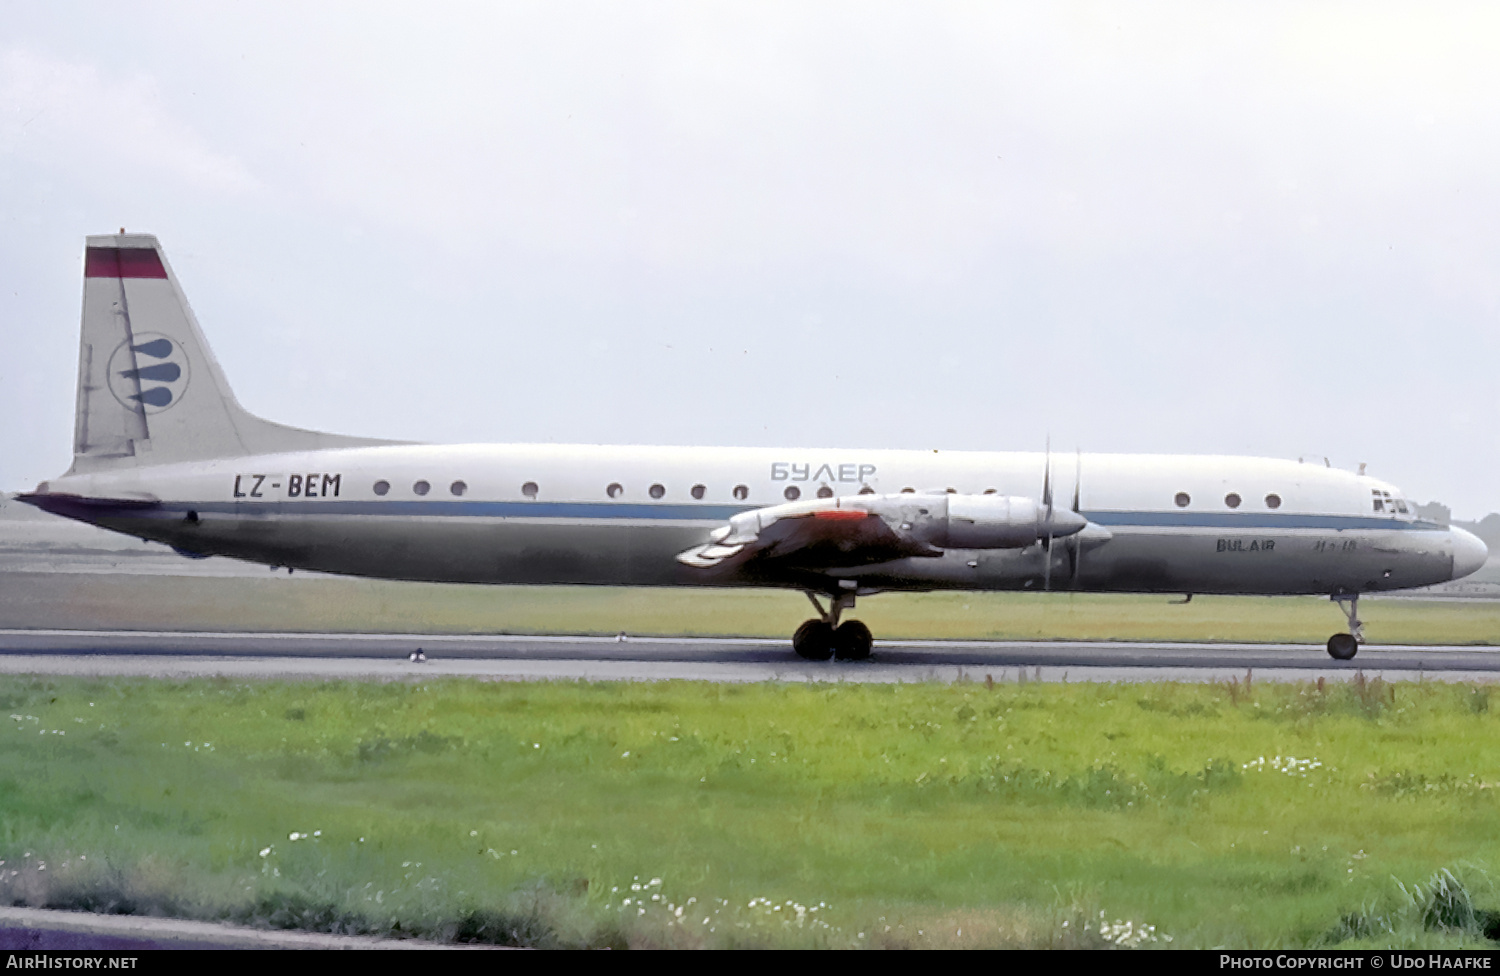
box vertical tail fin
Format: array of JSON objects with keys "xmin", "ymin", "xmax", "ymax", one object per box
[{"xmin": 72, "ymin": 233, "xmax": 396, "ymax": 471}]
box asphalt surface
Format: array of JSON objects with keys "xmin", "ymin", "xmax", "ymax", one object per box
[
  {"xmin": 0, "ymin": 906, "xmax": 479, "ymax": 950},
  {"xmin": 1, "ymin": 629, "xmax": 1497, "ymax": 683}
]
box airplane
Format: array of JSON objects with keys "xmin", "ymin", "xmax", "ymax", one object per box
[{"xmin": 16, "ymin": 233, "xmax": 1490, "ymax": 662}]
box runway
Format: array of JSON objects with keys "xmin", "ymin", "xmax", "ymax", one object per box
[{"xmin": 1, "ymin": 629, "xmax": 1497, "ymax": 683}]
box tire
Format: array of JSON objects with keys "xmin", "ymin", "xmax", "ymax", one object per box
[
  {"xmin": 793, "ymin": 620, "xmax": 834, "ymax": 661},
  {"xmin": 833, "ymin": 620, "xmax": 874, "ymax": 661},
  {"xmin": 1327, "ymin": 633, "xmax": 1358, "ymax": 660}
]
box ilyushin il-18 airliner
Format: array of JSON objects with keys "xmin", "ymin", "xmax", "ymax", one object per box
[{"xmin": 19, "ymin": 234, "xmax": 1489, "ymax": 661}]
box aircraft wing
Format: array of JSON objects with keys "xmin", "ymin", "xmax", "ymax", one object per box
[{"xmin": 677, "ymin": 492, "xmax": 1087, "ymax": 572}]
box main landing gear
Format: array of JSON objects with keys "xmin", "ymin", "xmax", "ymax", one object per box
[
  {"xmin": 793, "ymin": 591, "xmax": 874, "ymax": 662},
  {"xmin": 1327, "ymin": 593, "xmax": 1364, "ymax": 661}
]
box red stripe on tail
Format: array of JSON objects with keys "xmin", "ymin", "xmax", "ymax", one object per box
[{"xmin": 85, "ymin": 247, "xmax": 167, "ymax": 279}]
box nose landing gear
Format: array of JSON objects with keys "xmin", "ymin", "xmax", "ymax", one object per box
[
  {"xmin": 792, "ymin": 590, "xmax": 874, "ymax": 661},
  {"xmin": 1327, "ymin": 594, "xmax": 1364, "ymax": 660}
]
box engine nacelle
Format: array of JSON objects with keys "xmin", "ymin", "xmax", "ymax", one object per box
[
  {"xmin": 937, "ymin": 494, "xmax": 1045, "ymax": 549},
  {"xmin": 858, "ymin": 493, "xmax": 1083, "ymax": 550}
]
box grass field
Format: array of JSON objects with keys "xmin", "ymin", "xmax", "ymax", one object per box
[
  {"xmin": 3, "ymin": 674, "xmax": 1500, "ymax": 948},
  {"xmin": 3, "ymin": 571, "xmax": 1500, "ymax": 644}
]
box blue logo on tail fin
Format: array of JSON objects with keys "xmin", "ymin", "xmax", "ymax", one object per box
[
  {"xmin": 129, "ymin": 387, "xmax": 175, "ymax": 408},
  {"xmin": 106, "ymin": 332, "xmax": 190, "ymax": 415},
  {"xmin": 119, "ymin": 363, "xmax": 181, "ymax": 383},
  {"xmin": 132, "ymin": 338, "xmax": 174, "ymax": 359}
]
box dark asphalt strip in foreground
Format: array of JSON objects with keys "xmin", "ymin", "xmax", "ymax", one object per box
[{"xmin": 0, "ymin": 630, "xmax": 1496, "ymax": 682}]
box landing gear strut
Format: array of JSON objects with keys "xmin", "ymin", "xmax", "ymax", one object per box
[
  {"xmin": 1327, "ymin": 593, "xmax": 1364, "ymax": 661},
  {"xmin": 793, "ymin": 590, "xmax": 873, "ymax": 662}
]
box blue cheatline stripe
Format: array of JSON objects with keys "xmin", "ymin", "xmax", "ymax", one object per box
[
  {"xmin": 158, "ymin": 500, "xmax": 754, "ymax": 521},
  {"xmin": 1083, "ymin": 510, "xmax": 1447, "ymax": 532},
  {"xmin": 118, "ymin": 498, "xmax": 1451, "ymax": 532}
]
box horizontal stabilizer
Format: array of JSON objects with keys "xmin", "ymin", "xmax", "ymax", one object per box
[{"xmin": 16, "ymin": 489, "xmax": 159, "ymax": 509}]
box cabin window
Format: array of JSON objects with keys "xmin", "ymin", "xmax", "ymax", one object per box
[
  {"xmin": 450, "ymin": 480, "xmax": 467, "ymax": 497},
  {"xmin": 733, "ymin": 485, "xmax": 749, "ymax": 501},
  {"xmin": 858, "ymin": 486, "xmax": 875, "ymax": 495},
  {"xmin": 1225, "ymin": 493, "xmax": 1241, "ymax": 509},
  {"xmin": 983, "ymin": 488, "xmax": 997, "ymax": 495},
  {"xmin": 373, "ymin": 480, "xmax": 390, "ymax": 496},
  {"xmin": 413, "ymin": 480, "xmax": 430, "ymax": 496},
  {"xmin": 901, "ymin": 487, "xmax": 915, "ymax": 494},
  {"xmin": 1174, "ymin": 492, "xmax": 1190, "ymax": 508},
  {"xmin": 607, "ymin": 483, "xmax": 623, "ymax": 498},
  {"xmin": 649, "ymin": 483, "xmax": 666, "ymax": 499},
  {"xmin": 1265, "ymin": 493, "xmax": 1281, "ymax": 509},
  {"xmin": 784, "ymin": 486, "xmax": 801, "ymax": 501},
  {"xmin": 691, "ymin": 484, "xmax": 706, "ymax": 500},
  {"xmin": 522, "ymin": 481, "xmax": 539, "ymax": 499},
  {"xmin": 816, "ymin": 486, "xmax": 834, "ymax": 499}
]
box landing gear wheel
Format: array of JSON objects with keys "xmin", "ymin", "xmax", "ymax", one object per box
[
  {"xmin": 792, "ymin": 620, "xmax": 834, "ymax": 661},
  {"xmin": 833, "ymin": 620, "xmax": 874, "ymax": 661},
  {"xmin": 1327, "ymin": 633, "xmax": 1358, "ymax": 661}
]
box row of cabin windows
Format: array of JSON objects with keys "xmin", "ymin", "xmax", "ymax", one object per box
[
  {"xmin": 367, "ymin": 482, "xmax": 1040, "ymax": 502},
  {"xmin": 373, "ymin": 479, "xmax": 473, "ymax": 497},
  {"xmin": 373, "ymin": 483, "xmax": 1010, "ymax": 502},
  {"xmin": 361, "ymin": 482, "xmax": 1383, "ymax": 514},
  {"xmin": 1173, "ymin": 490, "xmax": 1408, "ymax": 514},
  {"xmin": 370, "ymin": 479, "xmax": 752, "ymax": 501},
  {"xmin": 604, "ymin": 482, "xmax": 750, "ymax": 501},
  {"xmin": 367, "ymin": 481, "xmax": 952, "ymax": 502},
  {"xmin": 1174, "ymin": 491, "xmax": 1284, "ymax": 510}
]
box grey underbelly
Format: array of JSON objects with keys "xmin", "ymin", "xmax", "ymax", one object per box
[{"xmin": 93, "ymin": 515, "xmax": 1454, "ymax": 594}]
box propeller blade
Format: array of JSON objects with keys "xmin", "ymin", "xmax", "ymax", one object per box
[
  {"xmin": 1042, "ymin": 440, "xmax": 1054, "ymax": 591},
  {"xmin": 1072, "ymin": 448, "xmax": 1081, "ymax": 514},
  {"xmin": 1041, "ymin": 439, "xmax": 1053, "ymax": 518},
  {"xmin": 1069, "ymin": 449, "xmax": 1082, "ymax": 586}
]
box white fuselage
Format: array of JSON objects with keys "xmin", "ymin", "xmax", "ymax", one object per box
[{"xmin": 35, "ymin": 445, "xmax": 1488, "ymax": 597}]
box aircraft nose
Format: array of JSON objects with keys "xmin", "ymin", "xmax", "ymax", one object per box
[{"xmin": 1450, "ymin": 526, "xmax": 1489, "ymax": 580}]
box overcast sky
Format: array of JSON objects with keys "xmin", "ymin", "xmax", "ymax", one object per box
[{"xmin": 3, "ymin": 3, "xmax": 1498, "ymax": 516}]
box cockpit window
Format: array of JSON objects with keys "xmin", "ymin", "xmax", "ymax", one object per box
[{"xmin": 1372, "ymin": 488, "xmax": 1407, "ymax": 514}]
